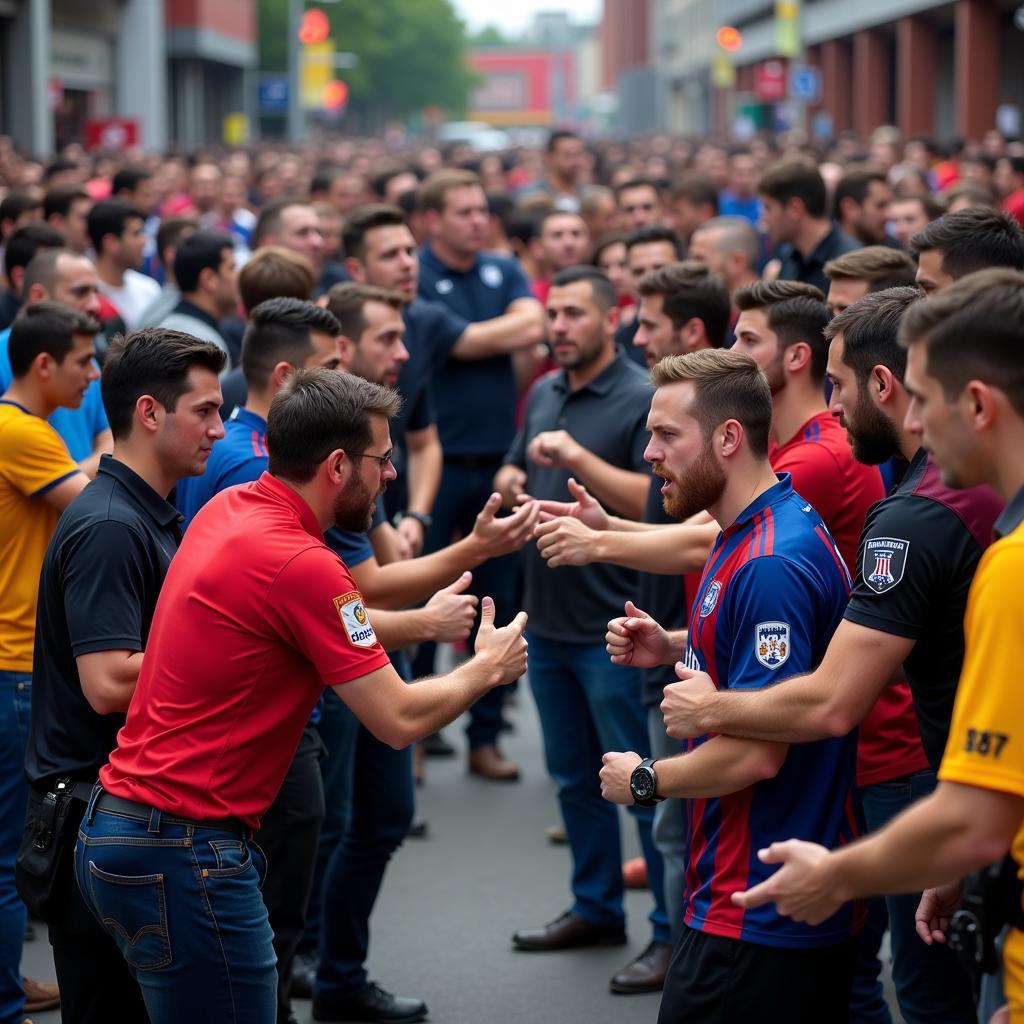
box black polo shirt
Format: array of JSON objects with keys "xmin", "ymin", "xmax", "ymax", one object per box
[
  {"xmin": 843, "ymin": 448, "xmax": 1005, "ymax": 768},
  {"xmin": 26, "ymin": 455, "xmax": 182, "ymax": 787},
  {"xmin": 506, "ymin": 348, "xmax": 653, "ymax": 643},
  {"xmin": 777, "ymin": 222, "xmax": 860, "ymax": 295}
]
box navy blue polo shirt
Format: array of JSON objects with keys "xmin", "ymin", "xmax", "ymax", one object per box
[
  {"xmin": 506, "ymin": 348, "xmax": 654, "ymax": 642},
  {"xmin": 418, "ymin": 245, "xmax": 533, "ymax": 457},
  {"xmin": 777, "ymin": 222, "xmax": 861, "ymax": 295}
]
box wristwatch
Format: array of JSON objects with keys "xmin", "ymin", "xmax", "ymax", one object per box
[
  {"xmin": 629, "ymin": 757, "xmax": 664, "ymax": 807},
  {"xmin": 393, "ymin": 510, "xmax": 432, "ymax": 531}
]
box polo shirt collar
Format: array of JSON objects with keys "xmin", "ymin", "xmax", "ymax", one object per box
[
  {"xmin": 255, "ymin": 471, "xmax": 323, "ymax": 539},
  {"xmin": 97, "ymin": 454, "xmax": 182, "ymax": 528},
  {"xmin": 230, "ymin": 406, "xmax": 267, "ymax": 432},
  {"xmin": 724, "ymin": 473, "xmax": 794, "ymax": 537},
  {"xmin": 173, "ymin": 298, "xmax": 220, "ymax": 333},
  {"xmin": 420, "ymin": 243, "xmax": 478, "ymax": 278},
  {"xmin": 995, "ymin": 485, "xmax": 1024, "ymax": 538},
  {"xmin": 552, "ymin": 346, "xmax": 633, "ymax": 396}
]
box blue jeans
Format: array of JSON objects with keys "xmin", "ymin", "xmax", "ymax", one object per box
[
  {"xmin": 0, "ymin": 671, "xmax": 30, "ymax": 1024},
  {"xmin": 648, "ymin": 706, "xmax": 687, "ymax": 943},
  {"xmin": 75, "ymin": 790, "xmax": 276, "ymax": 1024},
  {"xmin": 852, "ymin": 770, "xmax": 976, "ymax": 1024},
  {"xmin": 527, "ymin": 633, "xmax": 670, "ymax": 943},
  {"xmin": 313, "ymin": 693, "xmax": 416, "ymax": 998}
]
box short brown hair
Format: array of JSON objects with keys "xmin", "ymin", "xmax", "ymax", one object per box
[
  {"xmin": 650, "ymin": 348, "xmax": 772, "ymax": 457},
  {"xmin": 637, "ymin": 261, "xmax": 731, "ymax": 347},
  {"xmin": 238, "ymin": 246, "xmax": 316, "ymax": 315},
  {"xmin": 418, "ymin": 169, "xmax": 482, "ymax": 214},
  {"xmin": 824, "ymin": 246, "xmax": 917, "ymax": 290},
  {"xmin": 758, "ymin": 160, "xmax": 827, "ymax": 218},
  {"xmin": 899, "ymin": 268, "xmax": 1024, "ymax": 415},
  {"xmin": 266, "ymin": 367, "xmax": 401, "ymax": 483},
  {"xmin": 325, "ymin": 282, "xmax": 404, "ymax": 340},
  {"xmin": 253, "ymin": 197, "xmax": 311, "ymax": 248}
]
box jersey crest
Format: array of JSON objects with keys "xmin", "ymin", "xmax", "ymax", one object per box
[
  {"xmin": 862, "ymin": 537, "xmax": 909, "ymax": 594},
  {"xmin": 480, "ymin": 263, "xmax": 503, "ymax": 288},
  {"xmin": 755, "ymin": 621, "xmax": 790, "ymax": 669},
  {"xmin": 333, "ymin": 592, "xmax": 378, "ymax": 649},
  {"xmin": 699, "ymin": 579, "xmax": 722, "ymax": 617}
]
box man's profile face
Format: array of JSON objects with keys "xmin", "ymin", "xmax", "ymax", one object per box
[
  {"xmin": 51, "ymin": 256, "xmax": 102, "ymax": 317},
  {"xmin": 118, "ymin": 216, "xmax": 147, "ymax": 270},
  {"xmin": 360, "ymin": 224, "xmax": 419, "ymax": 301},
  {"xmin": 155, "ymin": 366, "xmax": 225, "ymax": 479},
  {"xmin": 626, "ymin": 241, "xmax": 677, "ymax": 297},
  {"xmin": 348, "ymin": 300, "xmax": 408, "ymax": 387},
  {"xmin": 826, "ymin": 277, "xmax": 869, "ymax": 318},
  {"xmin": 276, "ymin": 205, "xmax": 325, "ymax": 270},
  {"xmin": 333, "ymin": 414, "xmax": 396, "ymax": 531},
  {"xmin": 915, "ymin": 249, "xmax": 954, "ymax": 296},
  {"xmin": 435, "ymin": 185, "xmax": 488, "ymax": 256},
  {"xmin": 48, "ymin": 333, "xmax": 100, "ymax": 410},
  {"xmin": 733, "ymin": 307, "xmax": 785, "ymax": 394},
  {"xmin": 550, "ymin": 138, "xmax": 586, "ymax": 183},
  {"xmin": 634, "ymin": 293, "xmax": 682, "ymax": 368}
]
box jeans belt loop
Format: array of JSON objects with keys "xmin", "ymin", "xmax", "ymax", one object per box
[
  {"xmin": 148, "ymin": 807, "xmax": 161, "ymax": 834},
  {"xmin": 85, "ymin": 784, "xmax": 102, "ymax": 825}
]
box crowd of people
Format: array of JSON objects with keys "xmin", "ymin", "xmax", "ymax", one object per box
[{"xmin": 0, "ymin": 119, "xmax": 1024, "ymax": 1024}]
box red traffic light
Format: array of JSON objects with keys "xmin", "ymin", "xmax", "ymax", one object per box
[
  {"xmin": 299, "ymin": 9, "xmax": 330, "ymax": 45},
  {"xmin": 322, "ymin": 79, "xmax": 349, "ymax": 110},
  {"xmin": 716, "ymin": 26, "xmax": 743, "ymax": 51}
]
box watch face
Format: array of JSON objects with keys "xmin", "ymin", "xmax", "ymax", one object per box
[{"xmin": 632, "ymin": 769, "xmax": 654, "ymax": 800}]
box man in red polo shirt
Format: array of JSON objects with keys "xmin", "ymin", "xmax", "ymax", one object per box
[{"xmin": 74, "ymin": 368, "xmax": 529, "ymax": 1024}]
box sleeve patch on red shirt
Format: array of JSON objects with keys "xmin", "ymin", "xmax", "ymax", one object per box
[{"xmin": 333, "ymin": 591, "xmax": 378, "ymax": 649}]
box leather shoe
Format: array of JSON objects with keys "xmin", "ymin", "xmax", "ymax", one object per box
[
  {"xmin": 313, "ymin": 981, "xmax": 427, "ymax": 1022},
  {"xmin": 513, "ymin": 910, "xmax": 627, "ymax": 951},
  {"xmin": 610, "ymin": 939, "xmax": 673, "ymax": 994},
  {"xmin": 289, "ymin": 949, "xmax": 317, "ymax": 1000},
  {"xmin": 468, "ymin": 745, "xmax": 520, "ymax": 782},
  {"xmin": 23, "ymin": 978, "xmax": 59, "ymax": 1013}
]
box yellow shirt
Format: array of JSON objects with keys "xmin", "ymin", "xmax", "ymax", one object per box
[
  {"xmin": 0, "ymin": 400, "xmax": 80, "ymax": 671},
  {"xmin": 938, "ymin": 501, "xmax": 1024, "ymax": 1015}
]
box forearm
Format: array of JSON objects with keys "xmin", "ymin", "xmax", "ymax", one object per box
[
  {"xmin": 593, "ymin": 522, "xmax": 715, "ymax": 574},
  {"xmin": 567, "ymin": 449, "xmax": 648, "ymax": 520},
  {"xmin": 405, "ymin": 438, "xmax": 441, "ymax": 516},
  {"xmin": 370, "ymin": 607, "xmax": 441, "ymax": 651},
  {"xmin": 655, "ymin": 735, "xmax": 786, "ymax": 799},
  {"xmin": 393, "ymin": 655, "xmax": 499, "ymax": 745},
  {"xmin": 665, "ymin": 629, "xmax": 689, "ymax": 662},
  {"xmin": 457, "ymin": 306, "xmax": 545, "ymax": 358},
  {"xmin": 78, "ymin": 450, "xmax": 105, "ymax": 479},
  {"xmin": 363, "ymin": 535, "xmax": 487, "ymax": 608}
]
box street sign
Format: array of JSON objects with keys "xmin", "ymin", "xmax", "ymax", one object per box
[
  {"xmin": 258, "ymin": 76, "xmax": 289, "ymax": 115},
  {"xmin": 789, "ymin": 65, "xmax": 821, "ymax": 103},
  {"xmin": 755, "ymin": 61, "xmax": 787, "ymax": 103}
]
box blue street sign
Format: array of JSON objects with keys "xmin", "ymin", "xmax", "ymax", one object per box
[
  {"xmin": 789, "ymin": 65, "xmax": 821, "ymax": 104},
  {"xmin": 259, "ymin": 77, "xmax": 290, "ymax": 115}
]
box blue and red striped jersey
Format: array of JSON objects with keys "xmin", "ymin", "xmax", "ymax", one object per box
[{"xmin": 680, "ymin": 474, "xmax": 861, "ymax": 949}]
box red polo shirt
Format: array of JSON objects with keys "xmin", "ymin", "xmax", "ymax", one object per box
[{"xmin": 100, "ymin": 473, "xmax": 390, "ymax": 827}]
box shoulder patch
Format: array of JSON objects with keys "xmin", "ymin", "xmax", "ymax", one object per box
[
  {"xmin": 333, "ymin": 591, "xmax": 378, "ymax": 649},
  {"xmin": 435, "ymin": 279, "xmax": 454, "ymax": 295},
  {"xmin": 862, "ymin": 537, "xmax": 909, "ymax": 594},
  {"xmin": 755, "ymin": 621, "xmax": 790, "ymax": 670}
]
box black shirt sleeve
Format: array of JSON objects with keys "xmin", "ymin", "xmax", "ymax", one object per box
[{"xmin": 63, "ymin": 520, "xmax": 151, "ymax": 656}]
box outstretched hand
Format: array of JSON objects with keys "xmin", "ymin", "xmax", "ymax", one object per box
[{"xmin": 605, "ymin": 601, "xmax": 672, "ymax": 668}]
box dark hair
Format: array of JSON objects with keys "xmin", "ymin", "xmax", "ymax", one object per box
[
  {"xmin": 824, "ymin": 286, "xmax": 923, "ymax": 384},
  {"xmin": 614, "ymin": 177, "xmax": 661, "ymax": 201},
  {"xmin": 832, "ymin": 166, "xmax": 888, "ymax": 219},
  {"xmin": 549, "ymin": 265, "xmax": 617, "ymax": 311},
  {"xmin": 43, "ymin": 186, "xmax": 89, "ymax": 221},
  {"xmin": 0, "ymin": 192, "xmax": 43, "ymax": 231},
  {"xmin": 637, "ymin": 261, "xmax": 731, "ymax": 347},
  {"xmin": 650, "ymin": 349, "xmax": 772, "ymax": 457},
  {"xmin": 507, "ymin": 210, "xmax": 541, "ymax": 247},
  {"xmin": 110, "ymin": 167, "xmax": 152, "ymax": 196},
  {"xmin": 591, "ymin": 231, "xmax": 628, "ymax": 267},
  {"xmin": 670, "ymin": 174, "xmax": 719, "ymax": 214},
  {"xmin": 266, "ymin": 367, "xmax": 401, "ymax": 483},
  {"xmin": 309, "ymin": 163, "xmax": 341, "ymax": 196},
  {"xmin": 893, "ymin": 193, "xmax": 943, "ymax": 221},
  {"xmin": 4, "ymin": 223, "xmax": 64, "ymax": 285},
  {"xmin": 370, "ymin": 166, "xmax": 417, "ymax": 200},
  {"xmin": 86, "ymin": 199, "xmax": 143, "ymax": 253},
  {"xmin": 254, "ymin": 197, "xmax": 310, "ymax": 247},
  {"xmin": 758, "ymin": 161, "xmax": 827, "ymax": 218},
  {"xmin": 735, "ymin": 280, "xmax": 831, "ymax": 383},
  {"xmin": 237, "ymin": 247, "xmax": 316, "ymax": 315},
  {"xmin": 1000, "ymin": 156, "xmax": 1024, "ymax": 177},
  {"xmin": 101, "ymin": 328, "xmax": 226, "ymax": 440},
  {"xmin": 909, "ymin": 208, "xmax": 1024, "ymax": 277},
  {"xmin": 173, "ymin": 230, "xmax": 234, "ymax": 293},
  {"xmin": 824, "ymin": 246, "xmax": 918, "ymax": 290},
  {"xmin": 325, "ymin": 282, "xmax": 404, "ymax": 340},
  {"xmin": 342, "ymin": 204, "xmax": 407, "ymax": 262},
  {"xmin": 625, "ymin": 225, "xmax": 682, "ymax": 256},
  {"xmin": 155, "ymin": 216, "xmax": 197, "ymax": 267},
  {"xmin": 899, "ymin": 268, "xmax": 1024, "ymax": 415},
  {"xmin": 547, "ymin": 129, "xmax": 579, "ymax": 153},
  {"xmin": 9, "ymin": 302, "xmax": 100, "ymax": 377},
  {"xmin": 486, "ymin": 192, "xmax": 517, "ymax": 233},
  {"xmin": 241, "ymin": 297, "xmax": 341, "ymax": 391},
  {"xmin": 43, "ymin": 158, "xmax": 79, "ymax": 181}
]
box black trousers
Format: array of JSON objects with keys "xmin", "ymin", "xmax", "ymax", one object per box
[
  {"xmin": 46, "ymin": 802, "xmax": 149, "ymax": 1024},
  {"xmin": 257, "ymin": 724, "xmax": 326, "ymax": 1023},
  {"xmin": 658, "ymin": 924, "xmax": 857, "ymax": 1024}
]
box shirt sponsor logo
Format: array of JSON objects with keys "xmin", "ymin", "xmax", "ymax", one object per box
[
  {"xmin": 480, "ymin": 263, "xmax": 503, "ymax": 288},
  {"xmin": 755, "ymin": 621, "xmax": 790, "ymax": 669},
  {"xmin": 333, "ymin": 591, "xmax": 378, "ymax": 649},
  {"xmin": 699, "ymin": 579, "xmax": 722, "ymax": 617},
  {"xmin": 435, "ymin": 279, "xmax": 454, "ymax": 295},
  {"xmin": 862, "ymin": 536, "xmax": 909, "ymax": 594},
  {"xmin": 681, "ymin": 646, "xmax": 701, "ymax": 672}
]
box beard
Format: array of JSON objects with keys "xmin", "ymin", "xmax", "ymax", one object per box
[
  {"xmin": 332, "ymin": 473, "xmax": 380, "ymax": 532},
  {"xmin": 657, "ymin": 441, "xmax": 727, "ymax": 522},
  {"xmin": 845, "ymin": 390, "xmax": 902, "ymax": 465}
]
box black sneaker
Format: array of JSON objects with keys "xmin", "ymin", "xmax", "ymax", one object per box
[
  {"xmin": 421, "ymin": 731, "xmax": 456, "ymax": 758},
  {"xmin": 313, "ymin": 982, "xmax": 427, "ymax": 1023}
]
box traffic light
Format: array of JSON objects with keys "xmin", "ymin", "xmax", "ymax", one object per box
[
  {"xmin": 322, "ymin": 79, "xmax": 349, "ymax": 110},
  {"xmin": 299, "ymin": 8, "xmax": 330, "ymax": 45},
  {"xmin": 716, "ymin": 26, "xmax": 743, "ymax": 52}
]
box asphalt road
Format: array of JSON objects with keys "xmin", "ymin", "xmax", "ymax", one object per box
[{"xmin": 21, "ymin": 681, "xmax": 902, "ymax": 1024}]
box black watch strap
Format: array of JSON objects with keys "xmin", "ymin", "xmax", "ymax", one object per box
[{"xmin": 395, "ymin": 510, "xmax": 432, "ymax": 530}]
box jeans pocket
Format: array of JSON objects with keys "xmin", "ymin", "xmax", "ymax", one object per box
[
  {"xmin": 204, "ymin": 837, "xmax": 254, "ymax": 879},
  {"xmin": 87, "ymin": 861, "xmax": 173, "ymax": 971}
]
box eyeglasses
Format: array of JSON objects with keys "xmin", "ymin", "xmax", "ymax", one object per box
[{"xmin": 348, "ymin": 447, "xmax": 394, "ymax": 467}]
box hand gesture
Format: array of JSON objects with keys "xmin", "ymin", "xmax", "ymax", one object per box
[
  {"xmin": 494, "ymin": 465, "xmax": 527, "ymax": 509},
  {"xmin": 424, "ymin": 572, "xmax": 479, "ymax": 643},
  {"xmin": 529, "ymin": 477, "xmax": 609, "ymax": 530},
  {"xmin": 661, "ymin": 664, "xmax": 715, "ymax": 739},
  {"xmin": 527, "ymin": 429, "xmax": 582, "ymax": 470},
  {"xmin": 606, "ymin": 601, "xmax": 672, "ymax": 668},
  {"xmin": 914, "ymin": 881, "xmax": 961, "ymax": 946},
  {"xmin": 474, "ymin": 596, "xmax": 528, "ymax": 687},
  {"xmin": 600, "ymin": 751, "xmax": 642, "ymax": 805},
  {"xmin": 472, "ymin": 493, "xmax": 540, "ymax": 556},
  {"xmin": 731, "ymin": 840, "xmax": 839, "ymax": 925},
  {"xmin": 396, "ymin": 516, "xmax": 426, "ymax": 557},
  {"xmin": 534, "ymin": 515, "xmax": 596, "ymax": 568}
]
